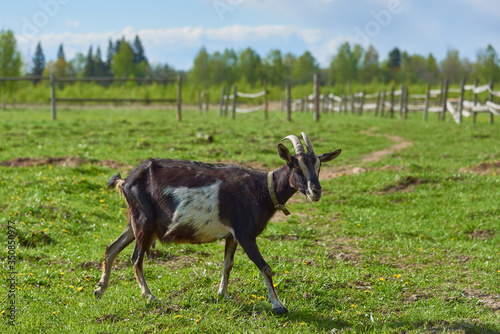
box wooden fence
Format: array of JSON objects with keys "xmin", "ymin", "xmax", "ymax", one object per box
[
  {"xmin": 283, "ymin": 77, "xmax": 499, "ymax": 124},
  {"xmin": 0, "ymin": 75, "xmax": 182, "ymax": 120},
  {"xmin": 219, "ymin": 80, "xmax": 269, "ymax": 119}
]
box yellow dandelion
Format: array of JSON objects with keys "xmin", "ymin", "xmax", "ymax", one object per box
[
  {"xmin": 52, "ymin": 311, "xmax": 56, "ymax": 315},
  {"xmin": 29, "ymin": 273, "xmax": 34, "ymax": 276},
  {"xmin": 336, "ymin": 310, "xmax": 342, "ymax": 314},
  {"xmin": 227, "ymin": 316, "xmax": 232, "ymax": 320},
  {"xmin": 251, "ymin": 294, "xmax": 257, "ymax": 299},
  {"xmin": 99, "ymin": 199, "xmax": 104, "ymax": 203},
  {"xmin": 77, "ymin": 287, "xmax": 83, "ymax": 292},
  {"xmin": 379, "ymin": 277, "xmax": 385, "ymax": 281},
  {"xmin": 69, "ymin": 285, "xmax": 74, "ymax": 288},
  {"xmin": 351, "ymin": 304, "xmax": 356, "ymax": 308},
  {"xmin": 174, "ymin": 315, "xmax": 182, "ymax": 319}
]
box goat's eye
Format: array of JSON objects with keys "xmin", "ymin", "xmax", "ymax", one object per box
[{"xmin": 295, "ymin": 166, "xmax": 301, "ymax": 171}]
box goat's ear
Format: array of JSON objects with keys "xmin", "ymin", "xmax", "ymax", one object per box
[
  {"xmin": 317, "ymin": 149, "xmax": 341, "ymax": 163},
  {"xmin": 277, "ymin": 143, "xmax": 294, "ymax": 166}
]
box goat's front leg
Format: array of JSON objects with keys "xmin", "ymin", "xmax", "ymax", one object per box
[
  {"xmin": 237, "ymin": 236, "xmax": 288, "ymax": 314},
  {"xmin": 94, "ymin": 224, "xmax": 135, "ymax": 298},
  {"xmin": 218, "ymin": 235, "xmax": 238, "ymax": 298}
]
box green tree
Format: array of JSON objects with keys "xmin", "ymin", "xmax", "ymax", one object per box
[
  {"xmin": 84, "ymin": 46, "xmax": 96, "ymax": 77},
  {"xmin": 440, "ymin": 48, "xmax": 463, "ymax": 84},
  {"xmin": 359, "ymin": 45, "xmax": 379, "ymax": 83},
  {"xmin": 105, "ymin": 39, "xmax": 115, "ymax": 76},
  {"xmin": 264, "ymin": 49, "xmax": 285, "ymax": 85},
  {"xmin": 94, "ymin": 47, "xmax": 106, "ymax": 77},
  {"xmin": 424, "ymin": 53, "xmax": 439, "ymax": 84},
  {"xmin": 476, "ymin": 44, "xmax": 500, "ymax": 83},
  {"xmin": 111, "ymin": 41, "xmax": 136, "ymax": 78},
  {"xmin": 0, "ymin": 29, "xmax": 22, "ymax": 102},
  {"xmin": 68, "ymin": 53, "xmax": 86, "ymax": 77},
  {"xmin": 282, "ymin": 52, "xmax": 297, "ymax": 83},
  {"xmin": 133, "ymin": 35, "xmax": 147, "ymax": 65},
  {"xmin": 239, "ymin": 47, "xmax": 263, "ymax": 86},
  {"xmin": 54, "ymin": 44, "xmax": 68, "ymax": 78},
  {"xmin": 387, "ymin": 47, "xmax": 401, "ymax": 82},
  {"xmin": 190, "ymin": 46, "xmax": 211, "ymax": 87},
  {"xmin": 291, "ymin": 50, "xmax": 319, "ymax": 85},
  {"xmin": 31, "ymin": 41, "xmax": 45, "ymax": 83},
  {"xmin": 329, "ymin": 42, "xmax": 363, "ymax": 84}
]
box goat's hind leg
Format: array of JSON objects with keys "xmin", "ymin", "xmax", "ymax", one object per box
[
  {"xmin": 132, "ymin": 220, "xmax": 158, "ymax": 302},
  {"xmin": 218, "ymin": 235, "xmax": 238, "ymax": 298},
  {"xmin": 94, "ymin": 223, "xmax": 135, "ymax": 298}
]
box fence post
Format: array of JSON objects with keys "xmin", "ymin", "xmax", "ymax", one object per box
[
  {"xmin": 205, "ymin": 91, "xmax": 209, "ymax": 114},
  {"xmin": 403, "ymin": 86, "xmax": 408, "ymax": 119},
  {"xmin": 489, "ymin": 81, "xmax": 494, "ymax": 124},
  {"xmin": 199, "ymin": 91, "xmax": 203, "ymax": 114},
  {"xmin": 263, "ymin": 79, "xmax": 268, "ymax": 120},
  {"xmin": 398, "ymin": 84, "xmax": 404, "ymax": 119},
  {"xmin": 176, "ymin": 75, "xmax": 182, "ymax": 121},
  {"xmin": 473, "ymin": 79, "xmax": 478, "ymax": 124},
  {"xmin": 458, "ymin": 79, "xmax": 465, "ymax": 124},
  {"xmin": 424, "ymin": 83, "xmax": 430, "ymax": 121},
  {"xmin": 389, "ymin": 86, "xmax": 395, "ymax": 118},
  {"xmin": 224, "ymin": 86, "xmax": 230, "ymax": 116},
  {"xmin": 313, "ymin": 73, "xmax": 320, "ymax": 121},
  {"xmin": 231, "ymin": 85, "xmax": 237, "ymax": 119},
  {"xmin": 219, "ymin": 86, "xmax": 225, "ymax": 117},
  {"xmin": 358, "ymin": 91, "xmax": 365, "ymax": 116},
  {"xmin": 348, "ymin": 81, "xmax": 354, "ymax": 115},
  {"xmin": 375, "ymin": 92, "xmax": 381, "ymax": 116},
  {"xmin": 441, "ymin": 79, "xmax": 448, "ymax": 121},
  {"xmin": 50, "ymin": 74, "xmax": 56, "ymax": 120},
  {"xmin": 381, "ymin": 90, "xmax": 386, "ymax": 117},
  {"xmin": 286, "ymin": 82, "xmax": 291, "ymax": 122}
]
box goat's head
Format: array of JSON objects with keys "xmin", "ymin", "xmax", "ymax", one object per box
[{"xmin": 277, "ymin": 132, "xmax": 341, "ymax": 202}]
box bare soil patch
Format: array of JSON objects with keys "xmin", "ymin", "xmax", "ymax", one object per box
[
  {"xmin": 1, "ymin": 156, "xmax": 132, "ymax": 170},
  {"xmin": 320, "ymin": 128, "xmax": 412, "ymax": 180},
  {"xmin": 468, "ymin": 228, "xmax": 496, "ymax": 240},
  {"xmin": 459, "ymin": 161, "xmax": 500, "ymax": 175},
  {"xmin": 380, "ymin": 175, "xmax": 425, "ymax": 194}
]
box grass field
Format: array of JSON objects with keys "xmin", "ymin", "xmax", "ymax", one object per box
[{"xmin": 1, "ymin": 107, "xmax": 499, "ymax": 333}]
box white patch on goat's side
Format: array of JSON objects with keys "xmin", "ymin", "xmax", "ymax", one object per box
[{"xmin": 163, "ymin": 181, "xmax": 231, "ymax": 242}]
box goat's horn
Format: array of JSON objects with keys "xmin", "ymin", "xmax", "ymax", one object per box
[
  {"xmin": 281, "ymin": 135, "xmax": 305, "ymax": 155},
  {"xmin": 301, "ymin": 132, "xmax": 314, "ymax": 154}
]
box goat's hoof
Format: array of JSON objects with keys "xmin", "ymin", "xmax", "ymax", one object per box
[
  {"xmin": 93, "ymin": 288, "xmax": 103, "ymax": 299},
  {"xmin": 272, "ymin": 306, "xmax": 288, "ymax": 314},
  {"xmin": 145, "ymin": 294, "xmax": 159, "ymax": 303}
]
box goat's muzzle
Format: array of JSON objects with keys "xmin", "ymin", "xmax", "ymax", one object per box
[{"xmin": 306, "ymin": 181, "xmax": 322, "ymax": 202}]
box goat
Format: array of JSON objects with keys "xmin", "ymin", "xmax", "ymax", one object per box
[{"xmin": 94, "ymin": 132, "xmax": 341, "ymax": 314}]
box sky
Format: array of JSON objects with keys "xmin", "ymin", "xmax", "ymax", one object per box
[{"xmin": 1, "ymin": 0, "xmax": 499, "ymax": 71}]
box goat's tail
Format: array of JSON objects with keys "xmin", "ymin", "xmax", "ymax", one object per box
[{"xmin": 108, "ymin": 173, "xmax": 125, "ymax": 197}]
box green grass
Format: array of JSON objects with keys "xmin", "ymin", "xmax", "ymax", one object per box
[{"xmin": 0, "ymin": 108, "xmax": 499, "ymax": 333}]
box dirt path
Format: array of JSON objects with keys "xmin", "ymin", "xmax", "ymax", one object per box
[{"xmin": 320, "ymin": 128, "xmax": 413, "ymax": 180}]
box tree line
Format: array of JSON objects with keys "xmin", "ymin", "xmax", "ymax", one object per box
[{"xmin": 1, "ymin": 28, "xmax": 499, "ymax": 90}]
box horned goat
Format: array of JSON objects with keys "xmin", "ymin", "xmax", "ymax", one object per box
[{"xmin": 94, "ymin": 132, "xmax": 341, "ymax": 314}]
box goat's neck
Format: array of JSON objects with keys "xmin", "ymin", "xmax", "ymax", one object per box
[{"xmin": 272, "ymin": 165, "xmax": 297, "ymax": 206}]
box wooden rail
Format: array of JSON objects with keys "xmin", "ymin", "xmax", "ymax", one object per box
[
  {"xmin": 219, "ymin": 80, "xmax": 269, "ymax": 120},
  {"xmin": 0, "ymin": 75, "xmax": 182, "ymax": 121}
]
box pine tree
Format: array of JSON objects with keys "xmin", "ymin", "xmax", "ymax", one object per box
[
  {"xmin": 84, "ymin": 45, "xmax": 95, "ymax": 77},
  {"xmin": 133, "ymin": 35, "xmax": 147, "ymax": 64},
  {"xmin": 105, "ymin": 39, "xmax": 114, "ymax": 76},
  {"xmin": 31, "ymin": 41, "xmax": 45, "ymax": 84},
  {"xmin": 57, "ymin": 44, "xmax": 65, "ymax": 60},
  {"xmin": 54, "ymin": 43, "xmax": 67, "ymax": 78},
  {"xmin": 94, "ymin": 46, "xmax": 106, "ymax": 77}
]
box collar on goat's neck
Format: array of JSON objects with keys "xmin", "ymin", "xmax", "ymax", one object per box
[{"xmin": 268, "ymin": 171, "xmax": 291, "ymax": 216}]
